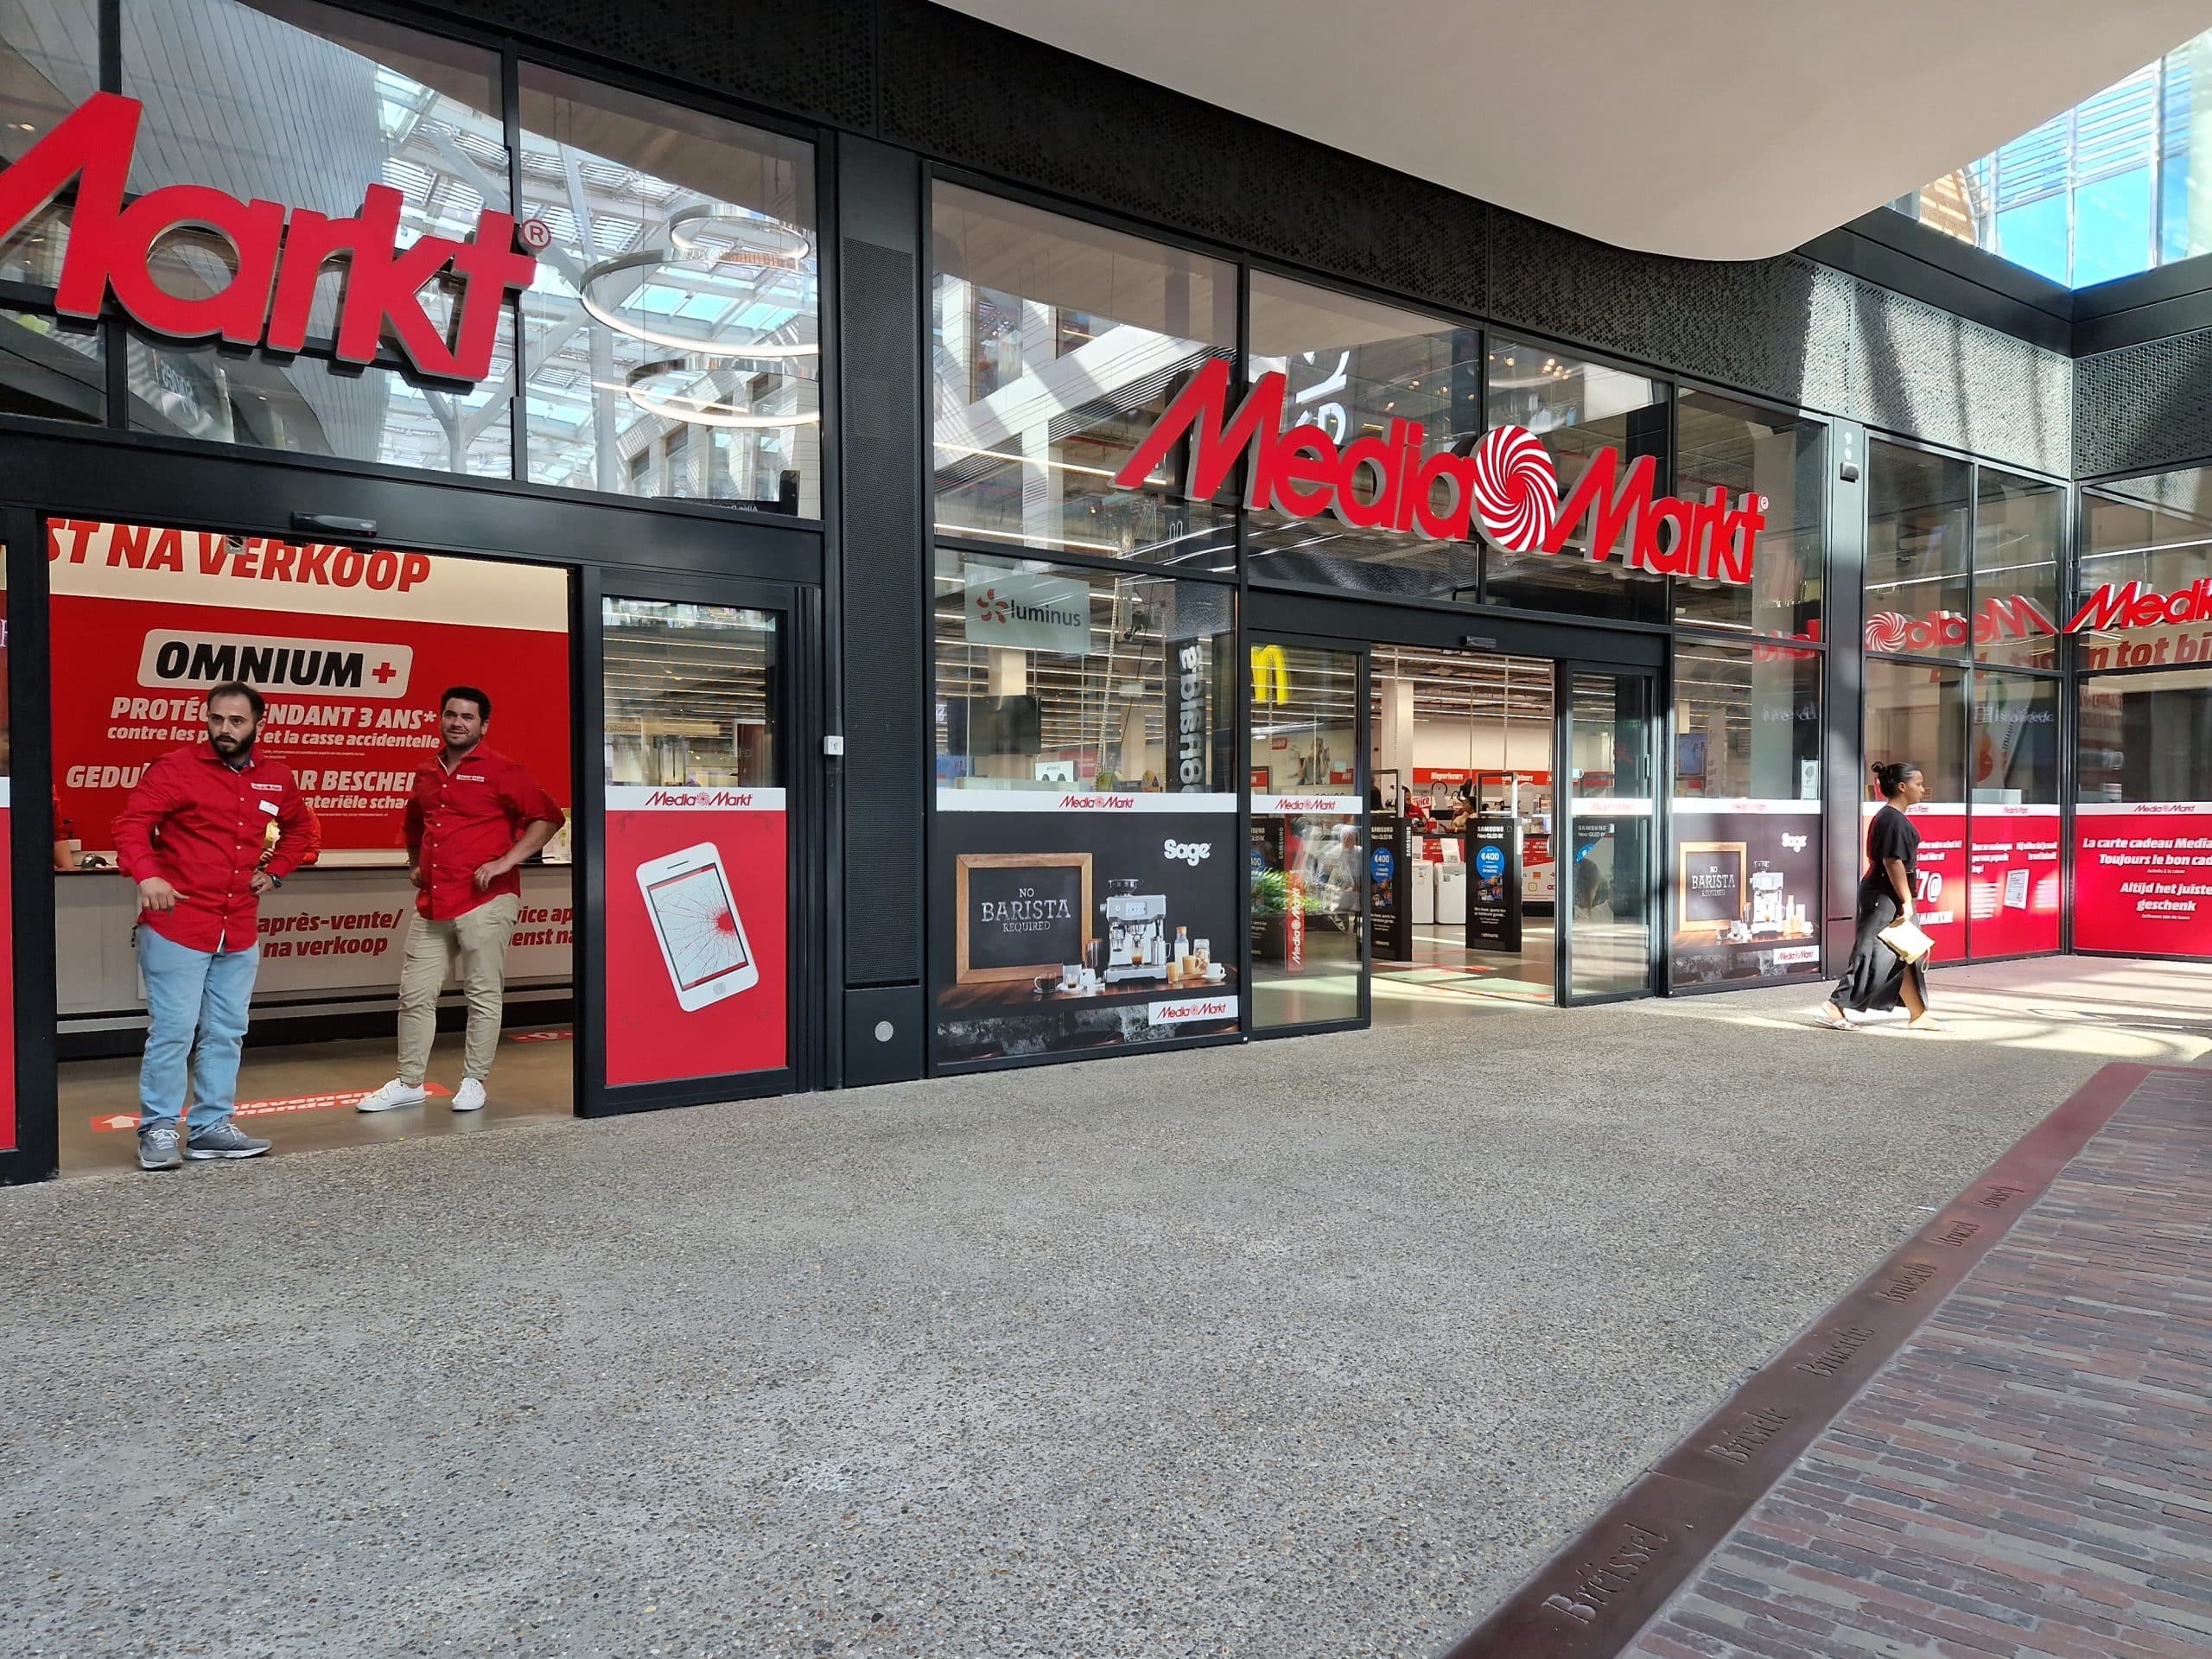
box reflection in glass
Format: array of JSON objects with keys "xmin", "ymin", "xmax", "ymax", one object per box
[
  {"xmin": 1250, "ymin": 643, "xmax": 1363, "ymax": 1029},
  {"xmin": 0, "ymin": 308, "xmax": 102, "ymax": 423},
  {"xmin": 931, "ymin": 183, "xmax": 1236, "ymax": 565},
  {"xmin": 1864, "ymin": 657, "xmax": 1966, "ymax": 804},
  {"xmin": 1484, "ymin": 338, "xmax": 1667, "ymax": 620},
  {"xmin": 522, "ymin": 66, "xmax": 818, "ymax": 511},
  {"xmin": 1974, "ymin": 468, "xmax": 2063, "ymax": 670},
  {"xmin": 1672, "ymin": 641, "xmax": 1820, "ymax": 802},
  {"xmin": 0, "ymin": 0, "xmax": 99, "ymax": 284},
  {"xmin": 1674, "ymin": 392, "xmax": 1824, "ymax": 639},
  {"xmin": 1864, "ymin": 441, "xmax": 1971, "ymax": 656},
  {"xmin": 931, "ymin": 550, "xmax": 1232, "ymax": 795},
  {"xmin": 126, "ymin": 314, "xmax": 517, "ymax": 474},
  {"xmin": 118, "ymin": 0, "xmax": 515, "ymax": 472},
  {"xmin": 2077, "ymin": 669, "xmax": 2212, "ymax": 803},
  {"xmin": 602, "ymin": 601, "xmax": 780, "ymax": 787},
  {"xmin": 1244, "ymin": 273, "xmax": 1480, "ymax": 599},
  {"xmin": 1566, "ymin": 673, "xmax": 1654, "ymax": 998},
  {"xmin": 2078, "ymin": 465, "xmax": 2212, "ymax": 669}
]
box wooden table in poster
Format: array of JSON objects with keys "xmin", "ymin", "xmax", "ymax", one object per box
[{"xmin": 935, "ymin": 964, "xmax": 1240, "ymax": 1011}]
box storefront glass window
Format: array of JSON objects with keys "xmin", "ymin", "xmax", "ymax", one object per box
[
  {"xmin": 2077, "ymin": 668, "xmax": 2212, "ymax": 803},
  {"xmin": 1864, "ymin": 657, "xmax": 1968, "ymax": 957},
  {"xmin": 930, "ymin": 551, "xmax": 1238, "ymax": 1066},
  {"xmin": 1966, "ymin": 671, "xmax": 2061, "ymax": 957},
  {"xmin": 1249, "ymin": 642, "xmax": 1363, "ymax": 1029},
  {"xmin": 519, "ymin": 65, "xmax": 818, "ymax": 512},
  {"xmin": 1974, "ymin": 468, "xmax": 2063, "ymax": 671},
  {"xmin": 0, "ymin": 309, "xmax": 102, "ymax": 424},
  {"xmin": 1245, "ymin": 273, "xmax": 1480, "ymax": 599},
  {"xmin": 2074, "ymin": 667, "xmax": 2212, "ymax": 956},
  {"xmin": 1673, "ymin": 392, "xmax": 1825, "ymax": 640},
  {"xmin": 0, "ymin": 0, "xmax": 99, "ymax": 284},
  {"xmin": 1864, "ymin": 441, "xmax": 1972, "ymax": 657},
  {"xmin": 932, "ymin": 550, "xmax": 1233, "ymax": 794},
  {"xmin": 1483, "ymin": 337, "xmax": 1668, "ymax": 622},
  {"xmin": 1669, "ymin": 640, "xmax": 1822, "ymax": 987},
  {"xmin": 118, "ymin": 0, "xmax": 516, "ymax": 475},
  {"xmin": 931, "ymin": 183, "xmax": 1236, "ymax": 566},
  {"xmin": 2078, "ymin": 466, "xmax": 2212, "ymax": 671}
]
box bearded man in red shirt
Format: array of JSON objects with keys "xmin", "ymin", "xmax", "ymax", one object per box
[
  {"xmin": 358, "ymin": 686, "xmax": 563, "ymax": 1116},
  {"xmin": 113, "ymin": 681, "xmax": 318, "ymax": 1170}
]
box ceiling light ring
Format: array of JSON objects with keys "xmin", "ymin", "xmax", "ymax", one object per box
[
  {"xmin": 611, "ymin": 357, "xmax": 823, "ymax": 429},
  {"xmin": 575, "ymin": 246, "xmax": 821, "ymax": 361},
  {"xmin": 666, "ymin": 202, "xmax": 813, "ymax": 267}
]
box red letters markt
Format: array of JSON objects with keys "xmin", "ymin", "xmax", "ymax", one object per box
[
  {"xmin": 0, "ymin": 92, "xmax": 535, "ymax": 383},
  {"xmin": 1115, "ymin": 359, "xmax": 1766, "ymax": 584}
]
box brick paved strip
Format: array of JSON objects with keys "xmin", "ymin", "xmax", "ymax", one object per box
[{"xmin": 1435, "ymin": 1062, "xmax": 2166, "ymax": 1659}]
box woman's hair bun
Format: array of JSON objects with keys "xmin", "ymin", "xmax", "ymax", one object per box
[{"xmin": 1871, "ymin": 760, "xmax": 1922, "ymax": 796}]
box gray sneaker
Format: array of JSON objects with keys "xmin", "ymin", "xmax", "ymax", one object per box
[
  {"xmin": 184, "ymin": 1118, "xmax": 271, "ymax": 1160},
  {"xmin": 138, "ymin": 1124, "xmax": 182, "ymax": 1171}
]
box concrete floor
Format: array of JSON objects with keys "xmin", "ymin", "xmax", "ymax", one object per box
[
  {"xmin": 56, "ymin": 1027, "xmax": 576, "ymax": 1177},
  {"xmin": 3, "ymin": 958, "xmax": 2207, "ymax": 1659}
]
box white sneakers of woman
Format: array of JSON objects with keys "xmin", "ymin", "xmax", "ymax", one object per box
[{"xmin": 356, "ymin": 1079, "xmax": 486, "ymax": 1113}]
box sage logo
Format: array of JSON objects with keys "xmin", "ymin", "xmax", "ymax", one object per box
[{"xmin": 1163, "ymin": 838, "xmax": 1212, "ymax": 867}]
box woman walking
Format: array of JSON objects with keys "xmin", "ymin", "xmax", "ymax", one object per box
[{"xmin": 1818, "ymin": 761, "xmax": 1942, "ymax": 1031}]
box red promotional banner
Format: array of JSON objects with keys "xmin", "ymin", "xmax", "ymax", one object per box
[
  {"xmin": 2074, "ymin": 803, "xmax": 2212, "ymax": 957},
  {"xmin": 0, "ymin": 779, "xmax": 13, "ymax": 1153},
  {"xmin": 48, "ymin": 520, "xmax": 569, "ymax": 853},
  {"xmin": 1967, "ymin": 804, "xmax": 2062, "ymax": 957},
  {"xmin": 1867, "ymin": 803, "xmax": 1967, "ymax": 963},
  {"xmin": 603, "ymin": 785, "xmax": 786, "ymax": 1086}
]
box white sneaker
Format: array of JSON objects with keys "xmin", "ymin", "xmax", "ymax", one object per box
[
  {"xmin": 357, "ymin": 1078, "xmax": 429, "ymax": 1113},
  {"xmin": 452, "ymin": 1078, "xmax": 486, "ymax": 1113}
]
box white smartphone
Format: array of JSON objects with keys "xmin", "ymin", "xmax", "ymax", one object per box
[{"xmin": 636, "ymin": 842, "xmax": 759, "ymax": 1010}]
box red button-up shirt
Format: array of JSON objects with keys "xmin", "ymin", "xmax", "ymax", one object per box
[
  {"xmin": 404, "ymin": 745, "xmax": 564, "ymax": 920},
  {"xmin": 114, "ymin": 744, "xmax": 318, "ymax": 952}
]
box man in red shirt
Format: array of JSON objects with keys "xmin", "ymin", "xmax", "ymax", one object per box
[
  {"xmin": 359, "ymin": 686, "xmax": 563, "ymax": 1116},
  {"xmin": 113, "ymin": 681, "xmax": 318, "ymax": 1170}
]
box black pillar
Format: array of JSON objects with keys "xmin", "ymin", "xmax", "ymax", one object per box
[{"xmin": 833, "ymin": 137, "xmax": 928, "ymax": 1085}]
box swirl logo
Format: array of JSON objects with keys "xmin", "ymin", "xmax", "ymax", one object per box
[
  {"xmin": 1470, "ymin": 425, "xmax": 1560, "ymax": 552},
  {"xmin": 1864, "ymin": 611, "xmax": 1911, "ymax": 652}
]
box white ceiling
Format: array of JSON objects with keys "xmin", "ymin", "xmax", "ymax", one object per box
[{"xmin": 936, "ymin": 0, "xmax": 2212, "ymax": 261}]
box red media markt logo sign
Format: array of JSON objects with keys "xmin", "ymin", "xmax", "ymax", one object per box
[
  {"xmin": 0, "ymin": 92, "xmax": 539, "ymax": 384},
  {"xmin": 1114, "ymin": 359, "xmax": 1768, "ymax": 586}
]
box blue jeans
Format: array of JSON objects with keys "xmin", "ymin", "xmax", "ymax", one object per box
[{"xmin": 137, "ymin": 927, "xmax": 260, "ymax": 1134}]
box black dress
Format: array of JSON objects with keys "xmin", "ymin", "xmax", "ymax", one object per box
[{"xmin": 1833, "ymin": 804, "xmax": 1929, "ymax": 1014}]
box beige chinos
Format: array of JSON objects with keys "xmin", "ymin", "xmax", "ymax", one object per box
[{"xmin": 396, "ymin": 891, "xmax": 522, "ymax": 1085}]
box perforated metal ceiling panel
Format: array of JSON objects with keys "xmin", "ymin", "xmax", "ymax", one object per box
[
  {"xmin": 2075, "ymin": 328, "xmax": 2212, "ymax": 479},
  {"xmin": 1847, "ymin": 285, "xmax": 2073, "ymax": 477},
  {"xmin": 1486, "ymin": 210, "xmax": 1854, "ymax": 422},
  {"xmin": 437, "ymin": 0, "xmax": 874, "ymax": 128}
]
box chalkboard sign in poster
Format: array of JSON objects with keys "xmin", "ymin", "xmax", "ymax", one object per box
[
  {"xmin": 955, "ymin": 853, "xmax": 1093, "ymax": 982},
  {"xmin": 1677, "ymin": 841, "xmax": 1747, "ymax": 933}
]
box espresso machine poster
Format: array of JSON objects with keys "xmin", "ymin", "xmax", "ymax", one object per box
[
  {"xmin": 1669, "ymin": 801, "xmax": 1823, "ymax": 986},
  {"xmin": 931, "ymin": 795, "xmax": 1239, "ymax": 1066}
]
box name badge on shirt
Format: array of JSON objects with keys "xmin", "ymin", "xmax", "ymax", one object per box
[{"xmin": 259, "ymin": 799, "xmax": 281, "ymax": 817}]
